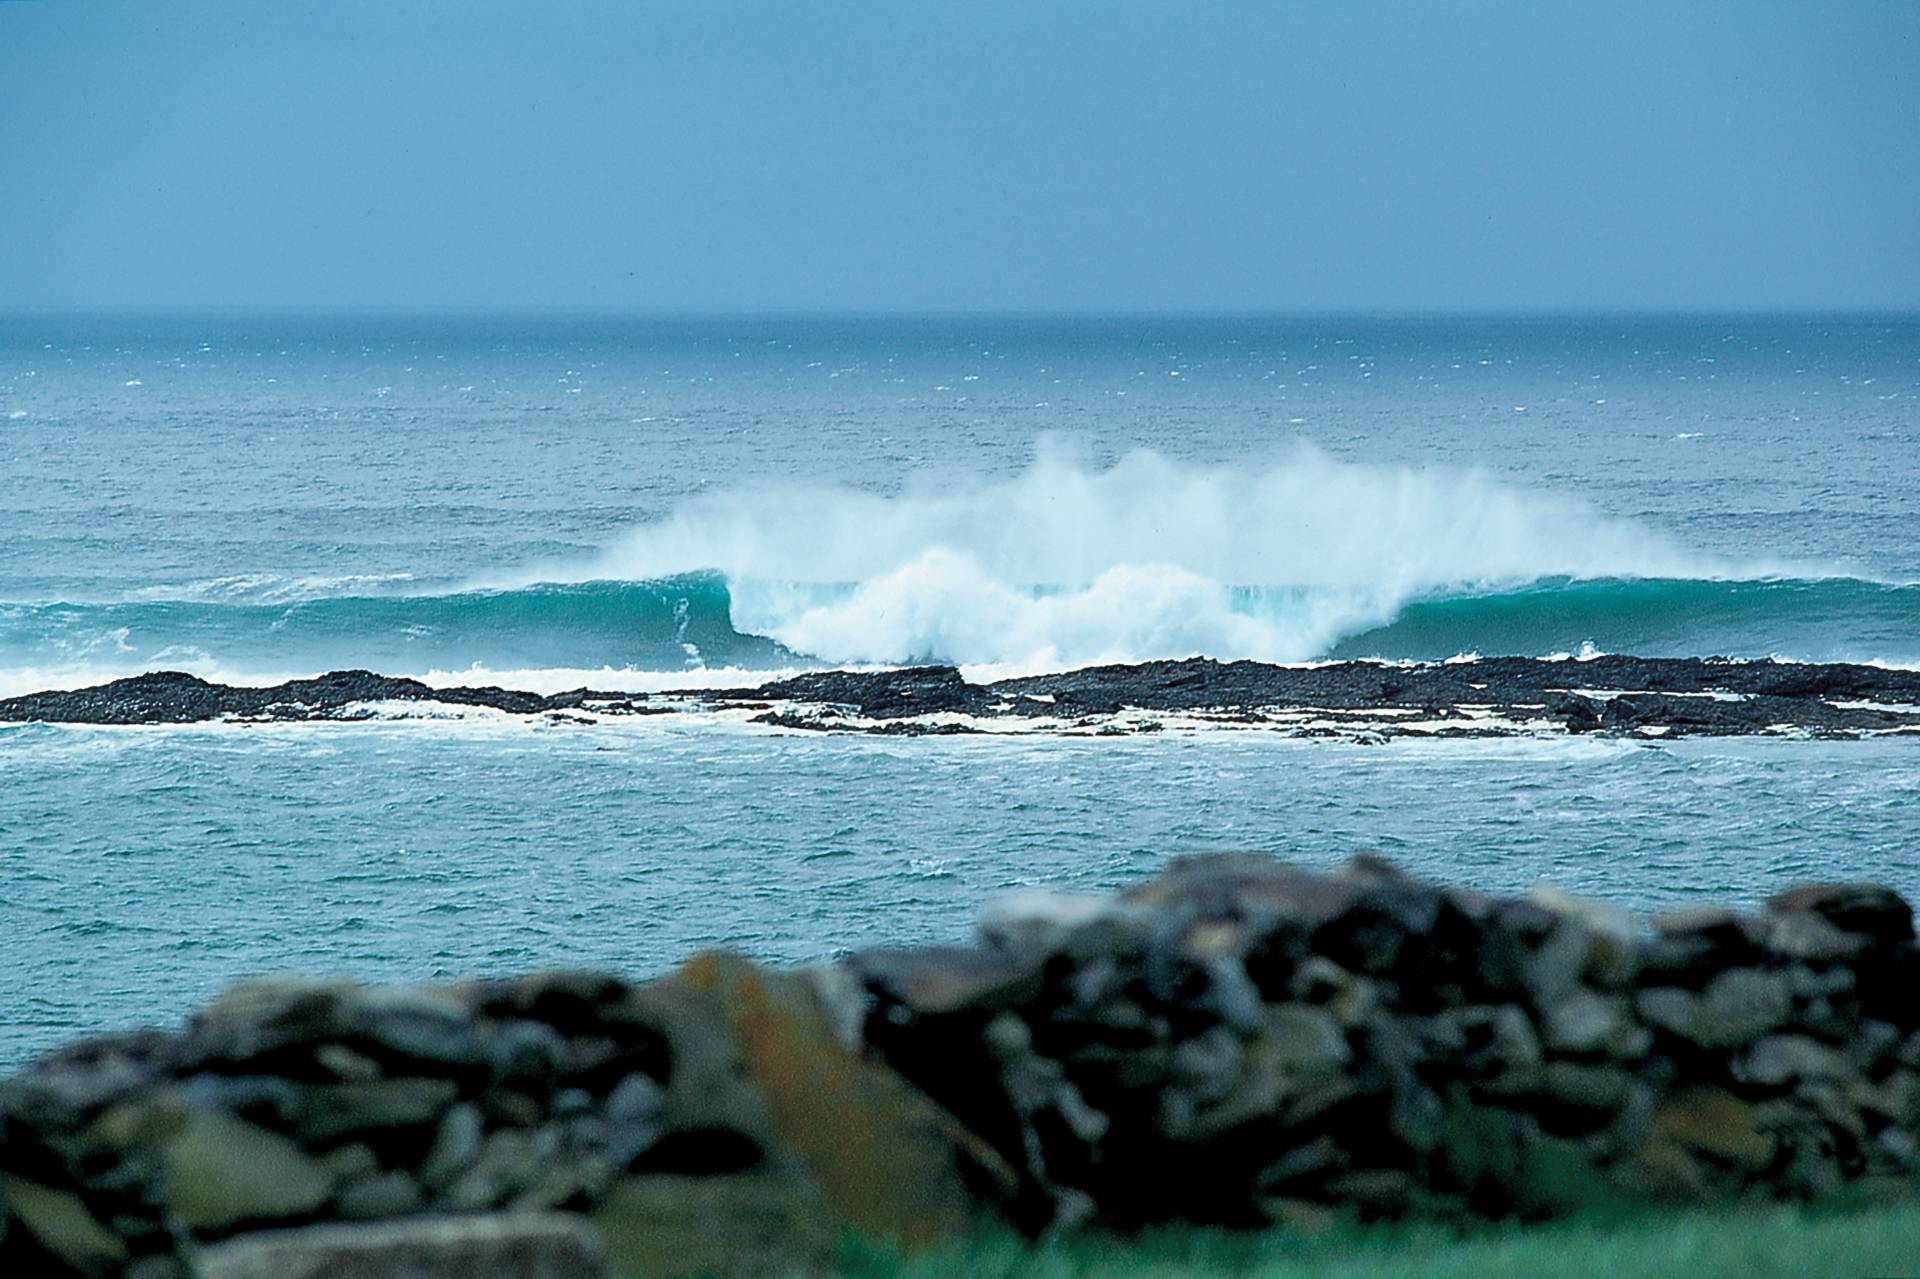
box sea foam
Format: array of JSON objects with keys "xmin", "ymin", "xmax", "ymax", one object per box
[
  {"xmin": 539, "ymin": 445, "xmax": 1786, "ymax": 671},
  {"xmin": 3, "ymin": 448, "xmax": 1899, "ymax": 685}
]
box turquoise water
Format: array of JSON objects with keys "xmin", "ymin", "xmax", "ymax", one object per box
[
  {"xmin": 2, "ymin": 314, "xmax": 1917, "ymax": 1066},
  {"xmin": 5, "ymin": 722, "xmax": 1917, "ymax": 1068}
]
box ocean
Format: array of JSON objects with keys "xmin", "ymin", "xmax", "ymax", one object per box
[{"xmin": 2, "ymin": 313, "xmax": 1917, "ymax": 1067}]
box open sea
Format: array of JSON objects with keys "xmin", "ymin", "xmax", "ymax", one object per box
[{"xmin": 2, "ymin": 313, "xmax": 1917, "ymax": 1067}]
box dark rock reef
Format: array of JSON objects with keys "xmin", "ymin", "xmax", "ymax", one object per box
[
  {"xmin": 3, "ymin": 855, "xmax": 1918, "ymax": 1276},
  {"xmin": 5, "ymin": 656, "xmax": 1920, "ymax": 739},
  {"xmin": 0, "ymin": 670, "xmax": 558, "ymax": 724}
]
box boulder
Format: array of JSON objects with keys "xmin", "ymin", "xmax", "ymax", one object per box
[
  {"xmin": 1253, "ymin": 1005, "xmax": 1351, "ymax": 1076},
  {"xmin": 978, "ymin": 891, "xmax": 1149, "ymax": 962},
  {"xmin": 1179, "ymin": 1007, "xmax": 1351, "ymax": 1139},
  {"xmin": 1857, "ymin": 1069, "xmax": 1920, "ymax": 1128},
  {"xmin": 1761, "ymin": 911, "xmax": 1867, "ymax": 963},
  {"xmin": 1527, "ymin": 886, "xmax": 1641, "ymax": 989},
  {"xmin": 1422, "ymin": 1004, "xmax": 1542, "ymax": 1084},
  {"xmin": 852, "ymin": 947, "xmax": 1043, "ymax": 1019},
  {"xmin": 124, "ymin": 1257, "xmax": 189, "ymax": 1279},
  {"xmin": 1651, "ymin": 1087, "xmax": 1773, "ymax": 1169},
  {"xmin": 1289, "ymin": 956, "xmax": 1380, "ymax": 1029},
  {"xmin": 1523, "ymin": 921, "xmax": 1594, "ymax": 1008},
  {"xmin": 313, "ymin": 1044, "xmax": 382, "ymax": 1084},
  {"xmin": 600, "ymin": 1073, "xmax": 665, "ymax": 1171},
  {"xmin": 319, "ymin": 1144, "xmax": 380, "ymax": 1181},
  {"xmin": 333, "ymin": 1170, "xmax": 424, "ymax": 1219},
  {"xmin": 673, "ymin": 952, "xmax": 1007, "ymax": 1246},
  {"xmin": 355, "ymin": 984, "xmax": 484, "ymax": 1069},
  {"xmin": 9, "ymin": 1032, "xmax": 166, "ymax": 1125},
  {"xmin": 597, "ymin": 982, "xmax": 768, "ymax": 1168},
  {"xmin": 176, "ymin": 1073, "xmax": 307, "ymax": 1132},
  {"xmin": 1539, "ymin": 989, "xmax": 1642, "ymax": 1058},
  {"xmin": 294, "ymin": 1078, "xmax": 458, "ymax": 1147},
  {"xmin": 0, "ymin": 1175, "xmax": 126, "ymax": 1276},
  {"xmin": 1637, "ymin": 968, "xmax": 1790, "ymax": 1049},
  {"xmin": 419, "ymin": 1102, "xmax": 485, "ymax": 1190},
  {"xmin": 1767, "ymin": 883, "xmax": 1915, "ymax": 948},
  {"xmin": 442, "ymin": 1126, "xmax": 562, "ymax": 1211},
  {"xmin": 1122, "ymin": 855, "xmax": 1430, "ymax": 960},
  {"xmin": 591, "ymin": 1171, "xmax": 833, "ymax": 1279},
  {"xmin": 192, "ymin": 1212, "xmax": 604, "ymax": 1279},
  {"xmin": 1539, "ymin": 1061, "xmax": 1633, "ymax": 1114},
  {"xmin": 159, "ymin": 1107, "xmax": 335, "ymax": 1231},
  {"xmin": 1734, "ymin": 1036, "xmax": 1855, "ymax": 1089},
  {"xmin": 473, "ymin": 970, "xmax": 634, "ymax": 1036},
  {"xmin": 1169, "ymin": 1027, "xmax": 1243, "ymax": 1108},
  {"xmin": 1612, "ymin": 1139, "xmax": 1712, "ymax": 1201},
  {"xmin": 1191, "ymin": 953, "xmax": 1266, "ymax": 1033},
  {"xmin": 177, "ymin": 979, "xmax": 361, "ymax": 1069},
  {"xmin": 1644, "ymin": 908, "xmax": 1760, "ymax": 977},
  {"xmin": 1322, "ymin": 1167, "xmax": 1414, "ymax": 1217}
]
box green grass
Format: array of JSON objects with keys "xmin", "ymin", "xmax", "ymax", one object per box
[{"xmin": 843, "ymin": 1198, "xmax": 1920, "ymax": 1279}]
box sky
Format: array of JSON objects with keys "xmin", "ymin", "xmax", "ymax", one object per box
[{"xmin": 1, "ymin": 1, "xmax": 1916, "ymax": 314}]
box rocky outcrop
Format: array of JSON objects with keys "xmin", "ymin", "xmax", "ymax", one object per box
[
  {"xmin": 5, "ymin": 656, "xmax": 1920, "ymax": 737},
  {"xmin": 1, "ymin": 856, "xmax": 1916, "ymax": 1275},
  {"xmin": 0, "ymin": 671, "xmax": 558, "ymax": 724}
]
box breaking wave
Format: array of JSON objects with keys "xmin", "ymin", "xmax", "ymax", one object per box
[{"xmin": 4, "ymin": 449, "xmax": 1915, "ymax": 686}]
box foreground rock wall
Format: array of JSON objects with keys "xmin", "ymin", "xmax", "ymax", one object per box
[
  {"xmin": 855, "ymin": 856, "xmax": 1919, "ymax": 1229},
  {"xmin": 2, "ymin": 854, "xmax": 1916, "ymax": 1276}
]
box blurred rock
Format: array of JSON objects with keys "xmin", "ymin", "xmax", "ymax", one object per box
[
  {"xmin": 192, "ymin": 1212, "xmax": 604, "ymax": 1279},
  {"xmin": 0, "ymin": 854, "xmax": 1914, "ymax": 1268},
  {"xmin": 591, "ymin": 1171, "xmax": 831, "ymax": 1279},
  {"xmin": 159, "ymin": 1108, "xmax": 334, "ymax": 1231},
  {"xmin": 673, "ymin": 952, "xmax": 1003, "ymax": 1247}
]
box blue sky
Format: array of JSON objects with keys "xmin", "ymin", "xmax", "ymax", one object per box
[{"xmin": 2, "ymin": 1, "xmax": 1916, "ymax": 312}]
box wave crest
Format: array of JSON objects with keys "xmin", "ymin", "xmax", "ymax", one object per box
[
  {"xmin": 559, "ymin": 446, "xmax": 1802, "ymax": 669},
  {"xmin": 7, "ymin": 449, "xmax": 1909, "ymax": 683}
]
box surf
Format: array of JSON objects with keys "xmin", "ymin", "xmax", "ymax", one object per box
[
  {"xmin": 3, "ymin": 449, "xmax": 1914, "ymax": 685},
  {"xmin": 0, "ymin": 577, "xmax": 792, "ymax": 694}
]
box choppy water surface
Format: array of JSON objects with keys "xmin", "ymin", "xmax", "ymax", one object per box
[
  {"xmin": 4, "ymin": 721, "xmax": 1917, "ymax": 1067},
  {"xmin": 1, "ymin": 314, "xmax": 1916, "ymax": 1066}
]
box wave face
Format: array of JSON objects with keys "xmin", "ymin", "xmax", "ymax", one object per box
[
  {"xmin": 551, "ymin": 446, "xmax": 1893, "ymax": 671},
  {"xmin": 3, "ymin": 449, "xmax": 1914, "ymax": 686},
  {"xmin": 7, "ymin": 573, "xmax": 1916, "ymax": 693},
  {"xmin": 1329, "ymin": 576, "xmax": 1920, "ymax": 665},
  {"xmin": 0, "ymin": 577, "xmax": 795, "ymax": 691}
]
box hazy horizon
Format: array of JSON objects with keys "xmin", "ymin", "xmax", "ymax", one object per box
[
  {"xmin": 5, "ymin": 306, "xmax": 1919, "ymax": 321},
  {"xmin": 4, "ymin": 1, "xmax": 1917, "ymax": 314}
]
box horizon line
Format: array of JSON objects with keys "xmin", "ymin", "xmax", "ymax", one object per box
[{"xmin": 3, "ymin": 305, "xmax": 1919, "ymax": 323}]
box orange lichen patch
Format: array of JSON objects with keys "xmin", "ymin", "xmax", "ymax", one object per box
[{"xmin": 673, "ymin": 952, "xmax": 1008, "ymax": 1248}]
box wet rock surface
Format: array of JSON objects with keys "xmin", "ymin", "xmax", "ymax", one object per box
[
  {"xmin": 3, "ymin": 855, "xmax": 1917, "ymax": 1275},
  {"xmin": 6, "ymin": 655, "xmax": 1920, "ymax": 738},
  {"xmin": 0, "ymin": 670, "xmax": 558, "ymax": 724}
]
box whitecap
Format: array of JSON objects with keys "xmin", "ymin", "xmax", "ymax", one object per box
[{"xmin": 475, "ymin": 443, "xmax": 1812, "ymax": 671}]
